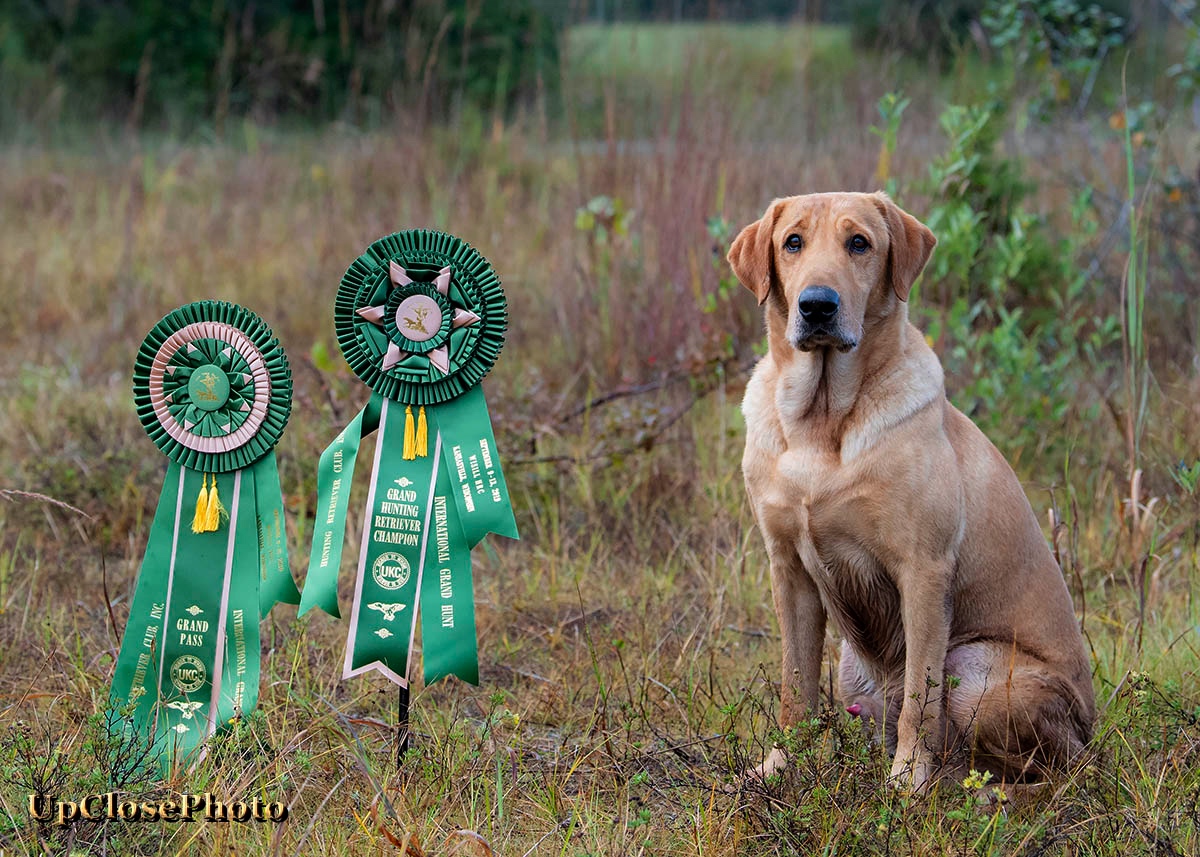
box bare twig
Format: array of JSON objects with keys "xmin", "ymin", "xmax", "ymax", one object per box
[
  {"xmin": 558, "ymin": 370, "xmax": 695, "ymax": 422},
  {"xmin": 510, "ymin": 354, "xmax": 756, "ymax": 466},
  {"xmin": 0, "ymin": 489, "xmax": 92, "ymax": 520},
  {"xmin": 511, "ymin": 406, "xmax": 691, "ymax": 466},
  {"xmin": 100, "ymin": 553, "xmax": 122, "ymax": 649}
]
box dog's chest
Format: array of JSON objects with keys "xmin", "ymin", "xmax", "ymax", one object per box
[
  {"xmin": 760, "ymin": 445, "xmax": 871, "ymax": 573},
  {"xmin": 759, "ymin": 444, "xmax": 904, "ymax": 666}
]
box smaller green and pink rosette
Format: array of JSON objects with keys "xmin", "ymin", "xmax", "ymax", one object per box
[{"xmin": 113, "ymin": 301, "xmax": 298, "ymax": 770}]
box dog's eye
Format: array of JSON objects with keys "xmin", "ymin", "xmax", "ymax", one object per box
[
  {"xmin": 784, "ymin": 234, "xmax": 803, "ymax": 253},
  {"xmin": 847, "ymin": 234, "xmax": 870, "ymax": 255}
]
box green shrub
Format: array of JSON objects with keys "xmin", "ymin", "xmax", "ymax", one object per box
[
  {"xmin": 983, "ymin": 0, "xmax": 1131, "ymax": 116},
  {"xmin": 840, "ymin": 0, "xmax": 989, "ymax": 58},
  {"xmin": 840, "ymin": 0, "xmax": 1131, "ymax": 65},
  {"xmin": 880, "ymin": 86, "xmax": 1122, "ymax": 461}
]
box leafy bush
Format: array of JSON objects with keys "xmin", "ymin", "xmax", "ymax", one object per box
[
  {"xmin": 840, "ymin": 0, "xmax": 990, "ymax": 57},
  {"xmin": 884, "ymin": 88, "xmax": 1121, "ymax": 460},
  {"xmin": 983, "ymin": 0, "xmax": 1131, "ymax": 116},
  {"xmin": 840, "ymin": 0, "xmax": 1131, "ymax": 63}
]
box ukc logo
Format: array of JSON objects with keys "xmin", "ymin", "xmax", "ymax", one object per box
[
  {"xmin": 169, "ymin": 654, "xmax": 206, "ymax": 694},
  {"xmin": 371, "ymin": 552, "xmax": 411, "ymax": 590}
]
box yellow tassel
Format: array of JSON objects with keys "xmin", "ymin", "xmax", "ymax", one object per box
[
  {"xmin": 191, "ymin": 474, "xmax": 210, "ymax": 534},
  {"xmin": 205, "ymin": 474, "xmax": 225, "ymax": 532},
  {"xmin": 415, "ymin": 406, "xmax": 428, "ymax": 457},
  {"xmin": 403, "ymin": 406, "xmax": 416, "ymax": 461}
]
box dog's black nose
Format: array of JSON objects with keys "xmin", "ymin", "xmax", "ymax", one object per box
[{"xmin": 798, "ymin": 286, "xmax": 840, "ymax": 322}]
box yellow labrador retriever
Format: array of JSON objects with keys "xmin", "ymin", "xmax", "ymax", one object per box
[{"xmin": 729, "ymin": 191, "xmax": 1094, "ymax": 790}]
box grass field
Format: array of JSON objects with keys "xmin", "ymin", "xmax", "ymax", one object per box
[
  {"xmin": 1, "ymin": 18, "xmax": 1199, "ymax": 857},
  {"xmin": 567, "ymin": 21, "xmax": 853, "ymax": 85}
]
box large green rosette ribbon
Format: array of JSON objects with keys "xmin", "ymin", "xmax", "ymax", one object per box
[
  {"xmin": 301, "ymin": 230, "xmax": 518, "ymax": 689},
  {"xmin": 112, "ymin": 301, "xmax": 298, "ymax": 769}
]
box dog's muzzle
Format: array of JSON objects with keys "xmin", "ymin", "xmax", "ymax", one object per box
[{"xmin": 793, "ymin": 286, "xmax": 857, "ymax": 352}]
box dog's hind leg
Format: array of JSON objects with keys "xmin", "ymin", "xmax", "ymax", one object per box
[{"xmin": 943, "ymin": 642, "xmax": 1092, "ymax": 782}]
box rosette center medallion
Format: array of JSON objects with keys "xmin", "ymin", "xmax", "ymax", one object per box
[{"xmin": 187, "ymin": 364, "xmax": 231, "ymax": 411}]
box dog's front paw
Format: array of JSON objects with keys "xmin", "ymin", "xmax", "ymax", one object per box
[
  {"xmin": 888, "ymin": 751, "xmax": 936, "ymax": 794},
  {"xmin": 725, "ymin": 745, "xmax": 788, "ymax": 793},
  {"xmin": 749, "ymin": 745, "xmax": 788, "ymax": 781}
]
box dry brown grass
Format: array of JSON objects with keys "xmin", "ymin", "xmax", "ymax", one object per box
[{"xmin": 0, "ymin": 23, "xmax": 1198, "ymax": 855}]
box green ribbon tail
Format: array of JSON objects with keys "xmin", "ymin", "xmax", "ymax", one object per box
[
  {"xmin": 419, "ymin": 447, "xmax": 479, "ymax": 686},
  {"xmin": 430, "ymin": 384, "xmax": 519, "ymax": 546},
  {"xmin": 110, "ymin": 461, "xmax": 184, "ymax": 756},
  {"xmin": 110, "ymin": 465, "xmax": 262, "ymax": 771},
  {"xmin": 301, "ymin": 393, "xmax": 383, "ymax": 618},
  {"xmin": 214, "ymin": 469, "xmax": 262, "ymax": 734},
  {"xmin": 254, "ymin": 452, "xmax": 298, "ymax": 618},
  {"xmin": 344, "ymin": 398, "xmax": 434, "ymax": 685},
  {"xmin": 340, "ymin": 387, "xmax": 512, "ymax": 688}
]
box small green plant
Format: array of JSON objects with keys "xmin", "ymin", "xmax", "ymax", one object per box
[
  {"xmin": 703, "ymin": 215, "xmax": 737, "ymax": 308},
  {"xmin": 1119, "ymin": 93, "xmax": 1152, "ymax": 471},
  {"xmin": 924, "ymin": 99, "xmax": 1029, "ymax": 274},
  {"xmin": 0, "ymin": 528, "xmax": 16, "ymax": 613},
  {"xmin": 1172, "ymin": 460, "xmax": 1200, "ymax": 495},
  {"xmin": 870, "ymin": 91, "xmax": 911, "ymax": 193},
  {"xmin": 574, "ymin": 195, "xmax": 631, "ymax": 245}
]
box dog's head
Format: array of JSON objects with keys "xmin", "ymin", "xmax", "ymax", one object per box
[{"xmin": 727, "ymin": 192, "xmax": 935, "ymax": 353}]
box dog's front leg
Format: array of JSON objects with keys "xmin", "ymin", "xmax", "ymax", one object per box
[
  {"xmin": 890, "ymin": 559, "xmax": 953, "ymax": 792},
  {"xmin": 751, "ymin": 543, "xmax": 825, "ymax": 779},
  {"xmin": 773, "ymin": 556, "xmax": 825, "ymax": 726}
]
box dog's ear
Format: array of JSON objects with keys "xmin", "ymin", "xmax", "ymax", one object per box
[
  {"xmin": 727, "ymin": 200, "xmax": 784, "ymax": 306},
  {"xmin": 873, "ymin": 192, "xmax": 936, "ymax": 302}
]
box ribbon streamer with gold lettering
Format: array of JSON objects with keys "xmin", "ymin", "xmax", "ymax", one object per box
[
  {"xmin": 301, "ymin": 230, "xmax": 518, "ymax": 689},
  {"xmin": 112, "ymin": 301, "xmax": 298, "ymax": 769}
]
